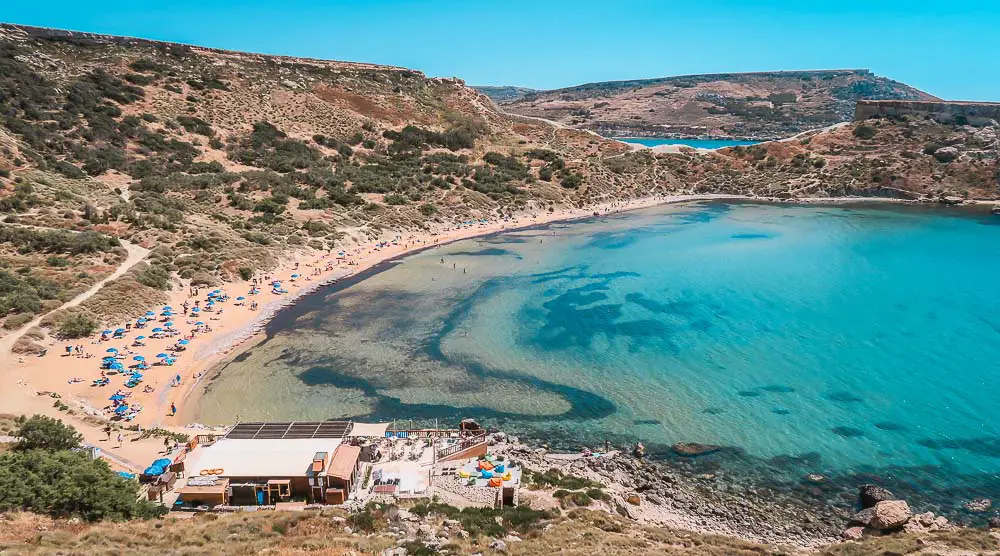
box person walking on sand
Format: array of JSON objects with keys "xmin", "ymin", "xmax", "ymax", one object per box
[
  {"xmin": 169, "ymin": 402, "xmax": 177, "ymax": 416},
  {"xmin": 163, "ymin": 436, "xmax": 171, "ymax": 453},
  {"xmin": 116, "ymin": 432, "xmax": 123, "ymax": 448},
  {"xmin": 104, "ymin": 425, "xmax": 112, "ymax": 441}
]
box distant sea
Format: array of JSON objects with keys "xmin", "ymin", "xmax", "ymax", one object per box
[
  {"xmin": 198, "ymin": 201, "xmax": 1000, "ymax": 520},
  {"xmin": 617, "ymin": 137, "xmax": 760, "ymax": 149}
]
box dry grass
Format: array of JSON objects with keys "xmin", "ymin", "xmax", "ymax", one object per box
[{"xmin": 2, "ymin": 507, "xmax": 998, "ymax": 555}]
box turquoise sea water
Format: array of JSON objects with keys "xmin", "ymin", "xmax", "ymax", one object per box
[
  {"xmin": 616, "ymin": 137, "xmax": 761, "ymax": 149},
  {"xmin": 198, "ymin": 202, "xmax": 1000, "ymax": 516}
]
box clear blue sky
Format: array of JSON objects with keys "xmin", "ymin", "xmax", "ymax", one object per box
[{"xmin": 5, "ymin": 0, "xmax": 998, "ymax": 100}]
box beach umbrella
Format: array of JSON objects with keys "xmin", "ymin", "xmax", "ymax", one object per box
[
  {"xmin": 152, "ymin": 327, "xmax": 163, "ymax": 332},
  {"xmin": 114, "ymin": 328, "xmax": 125, "ymax": 333},
  {"xmin": 145, "ymin": 311, "xmax": 155, "ymax": 316},
  {"xmin": 161, "ymin": 311, "xmax": 172, "ymax": 316},
  {"xmin": 106, "ymin": 348, "xmax": 118, "ymax": 353},
  {"xmin": 291, "ymin": 274, "xmax": 300, "ymax": 278},
  {"xmin": 109, "ymin": 394, "xmax": 125, "ymax": 401},
  {"xmin": 236, "ymin": 296, "xmax": 245, "ymax": 301},
  {"xmin": 177, "ymin": 339, "xmax": 189, "ymax": 345},
  {"xmin": 191, "ymin": 307, "xmax": 200, "ymax": 313},
  {"xmin": 110, "ymin": 362, "xmax": 124, "ymax": 370},
  {"xmin": 156, "ymin": 353, "xmax": 169, "ymax": 359},
  {"xmin": 135, "ymin": 336, "xmax": 146, "ymax": 340},
  {"xmin": 195, "ymin": 321, "xmax": 204, "ymax": 326},
  {"xmin": 164, "ymin": 321, "xmax": 174, "ymax": 327},
  {"xmin": 137, "ymin": 318, "xmax": 146, "ymax": 323},
  {"xmin": 102, "ymin": 329, "xmax": 112, "ymax": 335},
  {"xmin": 163, "ymin": 306, "xmax": 173, "ymax": 311},
  {"xmin": 133, "ymin": 355, "xmax": 145, "ymax": 361},
  {"xmin": 114, "ymin": 405, "xmax": 128, "ymax": 414}
]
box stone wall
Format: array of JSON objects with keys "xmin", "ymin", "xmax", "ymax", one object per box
[{"xmin": 855, "ymin": 100, "xmax": 1000, "ymax": 125}]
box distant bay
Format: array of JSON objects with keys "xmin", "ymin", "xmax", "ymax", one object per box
[{"xmin": 617, "ymin": 137, "xmax": 761, "ymax": 149}]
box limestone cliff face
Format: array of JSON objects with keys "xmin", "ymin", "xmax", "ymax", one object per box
[{"xmin": 856, "ymin": 100, "xmax": 1000, "ymax": 126}]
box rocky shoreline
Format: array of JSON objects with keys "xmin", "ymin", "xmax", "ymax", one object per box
[{"xmin": 480, "ymin": 432, "xmax": 996, "ymax": 549}]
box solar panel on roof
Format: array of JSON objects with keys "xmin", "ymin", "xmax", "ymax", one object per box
[{"xmin": 224, "ymin": 421, "xmax": 353, "ymax": 440}]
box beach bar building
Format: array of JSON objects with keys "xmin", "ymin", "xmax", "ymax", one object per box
[{"xmin": 184, "ymin": 421, "xmax": 360, "ymax": 505}]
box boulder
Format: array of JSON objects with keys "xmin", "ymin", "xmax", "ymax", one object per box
[
  {"xmin": 870, "ymin": 500, "xmax": 912, "ymax": 530},
  {"xmin": 417, "ymin": 523, "xmax": 434, "ymax": 538},
  {"xmin": 646, "ymin": 494, "xmax": 664, "ymax": 505},
  {"xmin": 626, "ymin": 494, "xmax": 642, "ymax": 506},
  {"xmin": 850, "ymin": 507, "xmax": 875, "ymax": 526},
  {"xmin": 988, "ymin": 516, "xmax": 1000, "ymax": 529},
  {"xmin": 841, "ymin": 526, "xmax": 865, "ymax": 540},
  {"xmin": 488, "ymin": 539, "xmax": 507, "ymax": 552},
  {"xmin": 964, "ymin": 498, "xmax": 992, "ymax": 512},
  {"xmin": 934, "ymin": 147, "xmax": 960, "ymax": 163},
  {"xmin": 973, "ymin": 127, "xmax": 997, "ymax": 144},
  {"xmin": 858, "ymin": 484, "xmax": 895, "ymax": 509},
  {"xmin": 672, "ymin": 442, "xmax": 722, "ymax": 457}
]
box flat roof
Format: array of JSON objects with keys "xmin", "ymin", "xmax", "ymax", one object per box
[
  {"xmin": 225, "ymin": 421, "xmax": 352, "ymax": 440},
  {"xmin": 192, "ymin": 438, "xmax": 342, "ymax": 478}
]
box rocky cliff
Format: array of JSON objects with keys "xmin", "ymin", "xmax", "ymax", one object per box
[{"xmin": 856, "ymin": 100, "xmax": 1000, "ymax": 125}]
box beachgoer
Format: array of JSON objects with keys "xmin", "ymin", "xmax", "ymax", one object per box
[
  {"xmin": 169, "ymin": 402, "xmax": 177, "ymax": 416},
  {"xmin": 116, "ymin": 432, "xmax": 123, "ymax": 447},
  {"xmin": 163, "ymin": 437, "xmax": 170, "ymax": 452},
  {"xmin": 104, "ymin": 425, "xmax": 112, "ymax": 440}
]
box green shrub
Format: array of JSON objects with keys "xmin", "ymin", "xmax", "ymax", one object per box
[
  {"xmin": 57, "ymin": 314, "xmax": 97, "ymax": 338},
  {"xmin": 135, "ymin": 264, "xmax": 171, "ymax": 290},
  {"xmin": 853, "ymin": 124, "xmax": 877, "ymax": 140},
  {"xmin": 14, "ymin": 415, "xmax": 82, "ymax": 451},
  {"xmin": 0, "ymin": 443, "xmax": 165, "ymax": 521}
]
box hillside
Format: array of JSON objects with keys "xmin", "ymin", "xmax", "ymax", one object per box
[
  {"xmin": 2, "ymin": 506, "xmax": 998, "ymax": 555},
  {"xmin": 482, "ymin": 70, "xmax": 937, "ymax": 139},
  {"xmin": 0, "ymin": 23, "xmax": 635, "ymax": 336},
  {"xmin": 0, "ymin": 24, "xmax": 995, "ymax": 342}
]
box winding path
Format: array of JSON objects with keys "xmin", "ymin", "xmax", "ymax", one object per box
[{"xmin": 0, "ymin": 239, "xmax": 150, "ymax": 354}]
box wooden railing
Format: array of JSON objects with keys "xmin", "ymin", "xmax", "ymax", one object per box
[{"xmin": 435, "ymin": 432, "xmax": 487, "ymax": 459}]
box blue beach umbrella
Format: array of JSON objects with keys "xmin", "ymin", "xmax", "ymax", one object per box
[
  {"xmin": 145, "ymin": 311, "xmax": 155, "ymax": 316},
  {"xmin": 152, "ymin": 327, "xmax": 163, "ymax": 332},
  {"xmin": 102, "ymin": 329, "xmax": 112, "ymax": 335},
  {"xmin": 115, "ymin": 328, "xmax": 125, "ymax": 333},
  {"xmin": 135, "ymin": 336, "xmax": 146, "ymax": 340},
  {"xmin": 236, "ymin": 296, "xmax": 245, "ymax": 301},
  {"xmin": 164, "ymin": 321, "xmax": 174, "ymax": 327},
  {"xmin": 291, "ymin": 274, "xmax": 299, "ymax": 278},
  {"xmin": 110, "ymin": 362, "xmax": 124, "ymax": 370},
  {"xmin": 114, "ymin": 405, "xmax": 128, "ymax": 414},
  {"xmin": 109, "ymin": 393, "xmax": 125, "ymax": 401},
  {"xmin": 177, "ymin": 339, "xmax": 189, "ymax": 345},
  {"xmin": 163, "ymin": 306, "xmax": 173, "ymax": 311},
  {"xmin": 195, "ymin": 321, "xmax": 204, "ymax": 326},
  {"xmin": 191, "ymin": 307, "xmax": 200, "ymax": 313},
  {"xmin": 133, "ymin": 355, "xmax": 145, "ymax": 361},
  {"xmin": 156, "ymin": 353, "xmax": 169, "ymax": 359},
  {"xmin": 106, "ymin": 348, "xmax": 118, "ymax": 353},
  {"xmin": 137, "ymin": 318, "xmax": 146, "ymax": 323}
]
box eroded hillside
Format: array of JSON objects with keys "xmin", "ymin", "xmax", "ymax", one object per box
[{"xmin": 485, "ymin": 70, "xmax": 936, "ymax": 139}]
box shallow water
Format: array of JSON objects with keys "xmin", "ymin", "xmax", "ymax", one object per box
[
  {"xmin": 198, "ymin": 202, "xmax": 1000, "ymax": 514},
  {"xmin": 616, "ymin": 137, "xmax": 760, "ymax": 149}
]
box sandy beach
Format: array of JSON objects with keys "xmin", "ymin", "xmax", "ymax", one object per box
[{"xmin": 0, "ymin": 191, "xmax": 981, "ymax": 469}]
